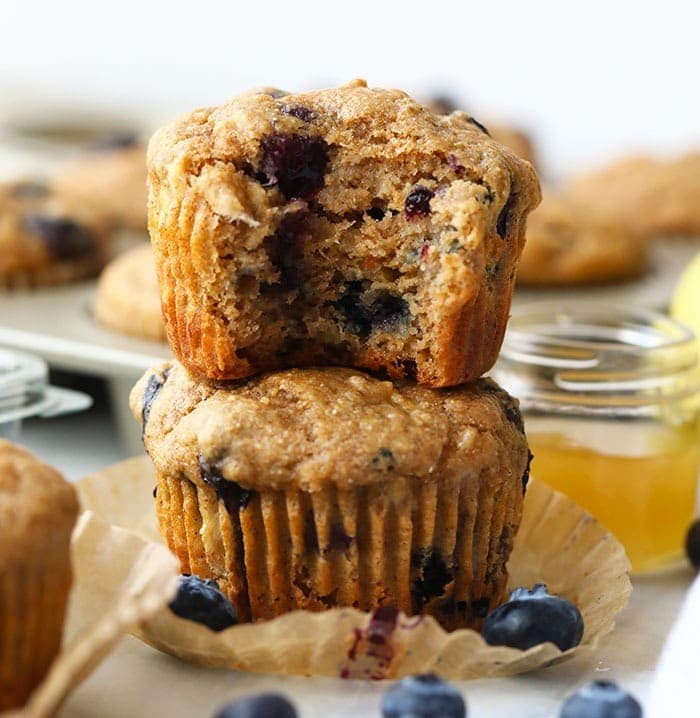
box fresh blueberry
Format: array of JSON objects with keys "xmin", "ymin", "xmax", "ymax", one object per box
[
  {"xmin": 685, "ymin": 518, "xmax": 700, "ymax": 569},
  {"xmin": 214, "ymin": 693, "xmax": 297, "ymax": 718},
  {"xmin": 23, "ymin": 215, "xmax": 95, "ymax": 260},
  {"xmin": 168, "ymin": 574, "xmax": 237, "ymax": 632},
  {"xmin": 560, "ymin": 681, "xmax": 642, "ymax": 718},
  {"xmin": 404, "ymin": 186, "xmax": 434, "ymax": 219},
  {"xmin": 482, "ymin": 583, "xmax": 583, "ymax": 651},
  {"xmin": 382, "ymin": 674, "xmax": 466, "ymax": 718},
  {"xmin": 257, "ymin": 133, "xmax": 328, "ymax": 199}
]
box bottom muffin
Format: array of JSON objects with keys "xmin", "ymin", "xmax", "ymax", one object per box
[
  {"xmin": 0, "ymin": 440, "xmax": 79, "ymax": 710},
  {"xmin": 131, "ymin": 364, "xmax": 530, "ymax": 631}
]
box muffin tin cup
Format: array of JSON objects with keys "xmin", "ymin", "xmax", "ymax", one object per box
[{"xmin": 75, "ymin": 456, "xmax": 632, "ymax": 680}]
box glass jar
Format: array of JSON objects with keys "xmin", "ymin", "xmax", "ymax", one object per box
[
  {"xmin": 493, "ymin": 303, "xmax": 700, "ymax": 574},
  {"xmin": 0, "ymin": 347, "xmax": 92, "ymax": 439}
]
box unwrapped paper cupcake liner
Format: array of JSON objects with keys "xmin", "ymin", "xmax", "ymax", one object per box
[{"xmin": 75, "ymin": 456, "xmax": 632, "ymax": 680}]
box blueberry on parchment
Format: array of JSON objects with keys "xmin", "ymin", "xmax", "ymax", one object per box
[
  {"xmin": 168, "ymin": 574, "xmax": 237, "ymax": 632},
  {"xmin": 214, "ymin": 693, "xmax": 297, "ymax": 718},
  {"xmin": 382, "ymin": 673, "xmax": 466, "ymax": 718},
  {"xmin": 560, "ymin": 681, "xmax": 642, "ymax": 718},
  {"xmin": 482, "ymin": 583, "xmax": 583, "ymax": 651}
]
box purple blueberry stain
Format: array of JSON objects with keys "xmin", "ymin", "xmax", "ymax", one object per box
[
  {"xmin": 404, "ymin": 186, "xmax": 434, "ymax": 219},
  {"xmin": 447, "ymin": 154, "xmax": 465, "ymax": 176},
  {"xmin": 256, "ymin": 133, "xmax": 329, "ymax": 199}
]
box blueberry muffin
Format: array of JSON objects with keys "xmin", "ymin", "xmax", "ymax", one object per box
[
  {"xmin": 566, "ymin": 152, "xmax": 700, "ymax": 239},
  {"xmin": 0, "ymin": 440, "xmax": 79, "ymax": 710},
  {"xmin": 0, "ymin": 181, "xmax": 108, "ymax": 288},
  {"xmin": 517, "ymin": 194, "xmax": 648, "ymax": 285},
  {"xmin": 427, "ymin": 96, "xmax": 538, "ymax": 167},
  {"xmin": 130, "ymin": 364, "xmax": 530, "ymax": 631},
  {"xmin": 54, "ymin": 134, "xmax": 147, "ymax": 232},
  {"xmin": 147, "ymin": 80, "xmax": 540, "ymax": 387},
  {"xmin": 94, "ymin": 243, "xmax": 167, "ymax": 342}
]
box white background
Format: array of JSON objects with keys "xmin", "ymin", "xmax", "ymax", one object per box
[{"xmin": 2, "ymin": 0, "xmax": 699, "ymax": 178}]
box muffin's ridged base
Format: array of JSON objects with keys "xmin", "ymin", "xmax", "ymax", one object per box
[
  {"xmin": 155, "ymin": 469, "xmax": 524, "ymax": 631},
  {"xmin": 0, "ymin": 542, "xmax": 72, "ymax": 710}
]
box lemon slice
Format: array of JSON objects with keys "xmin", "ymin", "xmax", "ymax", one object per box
[{"xmin": 671, "ymin": 251, "xmax": 700, "ymax": 347}]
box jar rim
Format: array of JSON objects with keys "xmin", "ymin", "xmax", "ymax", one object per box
[{"xmin": 494, "ymin": 302, "xmax": 700, "ymax": 416}]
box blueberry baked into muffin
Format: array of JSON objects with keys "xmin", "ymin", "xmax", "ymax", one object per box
[
  {"xmin": 0, "ymin": 181, "xmax": 108, "ymax": 288},
  {"xmin": 566, "ymin": 152, "xmax": 700, "ymax": 239},
  {"xmin": 94, "ymin": 243, "xmax": 167, "ymax": 342},
  {"xmin": 147, "ymin": 80, "xmax": 540, "ymax": 387},
  {"xmin": 517, "ymin": 194, "xmax": 648, "ymax": 285},
  {"xmin": 0, "ymin": 440, "xmax": 79, "ymax": 710},
  {"xmin": 54, "ymin": 133, "xmax": 147, "ymax": 233},
  {"xmin": 130, "ymin": 364, "xmax": 530, "ymax": 631}
]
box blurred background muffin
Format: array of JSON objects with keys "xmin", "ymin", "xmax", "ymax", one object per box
[
  {"xmin": 94, "ymin": 243, "xmax": 166, "ymax": 343},
  {"xmin": 0, "ymin": 179, "xmax": 109, "ymax": 288},
  {"xmin": 565, "ymin": 152, "xmax": 700, "ymax": 240},
  {"xmin": 517, "ymin": 194, "xmax": 648, "ymax": 286}
]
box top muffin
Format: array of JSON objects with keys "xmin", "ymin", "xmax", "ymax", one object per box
[{"xmin": 148, "ymin": 80, "xmax": 540, "ymax": 386}]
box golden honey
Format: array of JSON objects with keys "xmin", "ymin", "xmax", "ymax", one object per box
[
  {"xmin": 494, "ymin": 304, "xmax": 700, "ymax": 575},
  {"xmin": 528, "ymin": 423, "xmax": 699, "ymax": 573}
]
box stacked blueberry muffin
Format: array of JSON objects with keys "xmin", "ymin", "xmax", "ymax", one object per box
[{"xmin": 130, "ymin": 80, "xmax": 540, "ymax": 631}]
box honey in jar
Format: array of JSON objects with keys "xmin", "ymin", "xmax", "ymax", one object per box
[{"xmin": 494, "ymin": 304, "xmax": 700, "ymax": 573}]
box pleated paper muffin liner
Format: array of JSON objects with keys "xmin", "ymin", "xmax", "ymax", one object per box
[
  {"xmin": 0, "ymin": 543, "xmax": 72, "ymax": 710},
  {"xmin": 1, "ymin": 512, "xmax": 178, "ymax": 718},
  {"xmin": 75, "ymin": 455, "xmax": 631, "ymax": 680},
  {"xmin": 153, "ymin": 460, "xmax": 524, "ymax": 631}
]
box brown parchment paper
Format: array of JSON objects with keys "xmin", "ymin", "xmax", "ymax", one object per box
[
  {"xmin": 2, "ymin": 511, "xmax": 179, "ymax": 718},
  {"xmin": 76, "ymin": 455, "xmax": 632, "ymax": 680}
]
